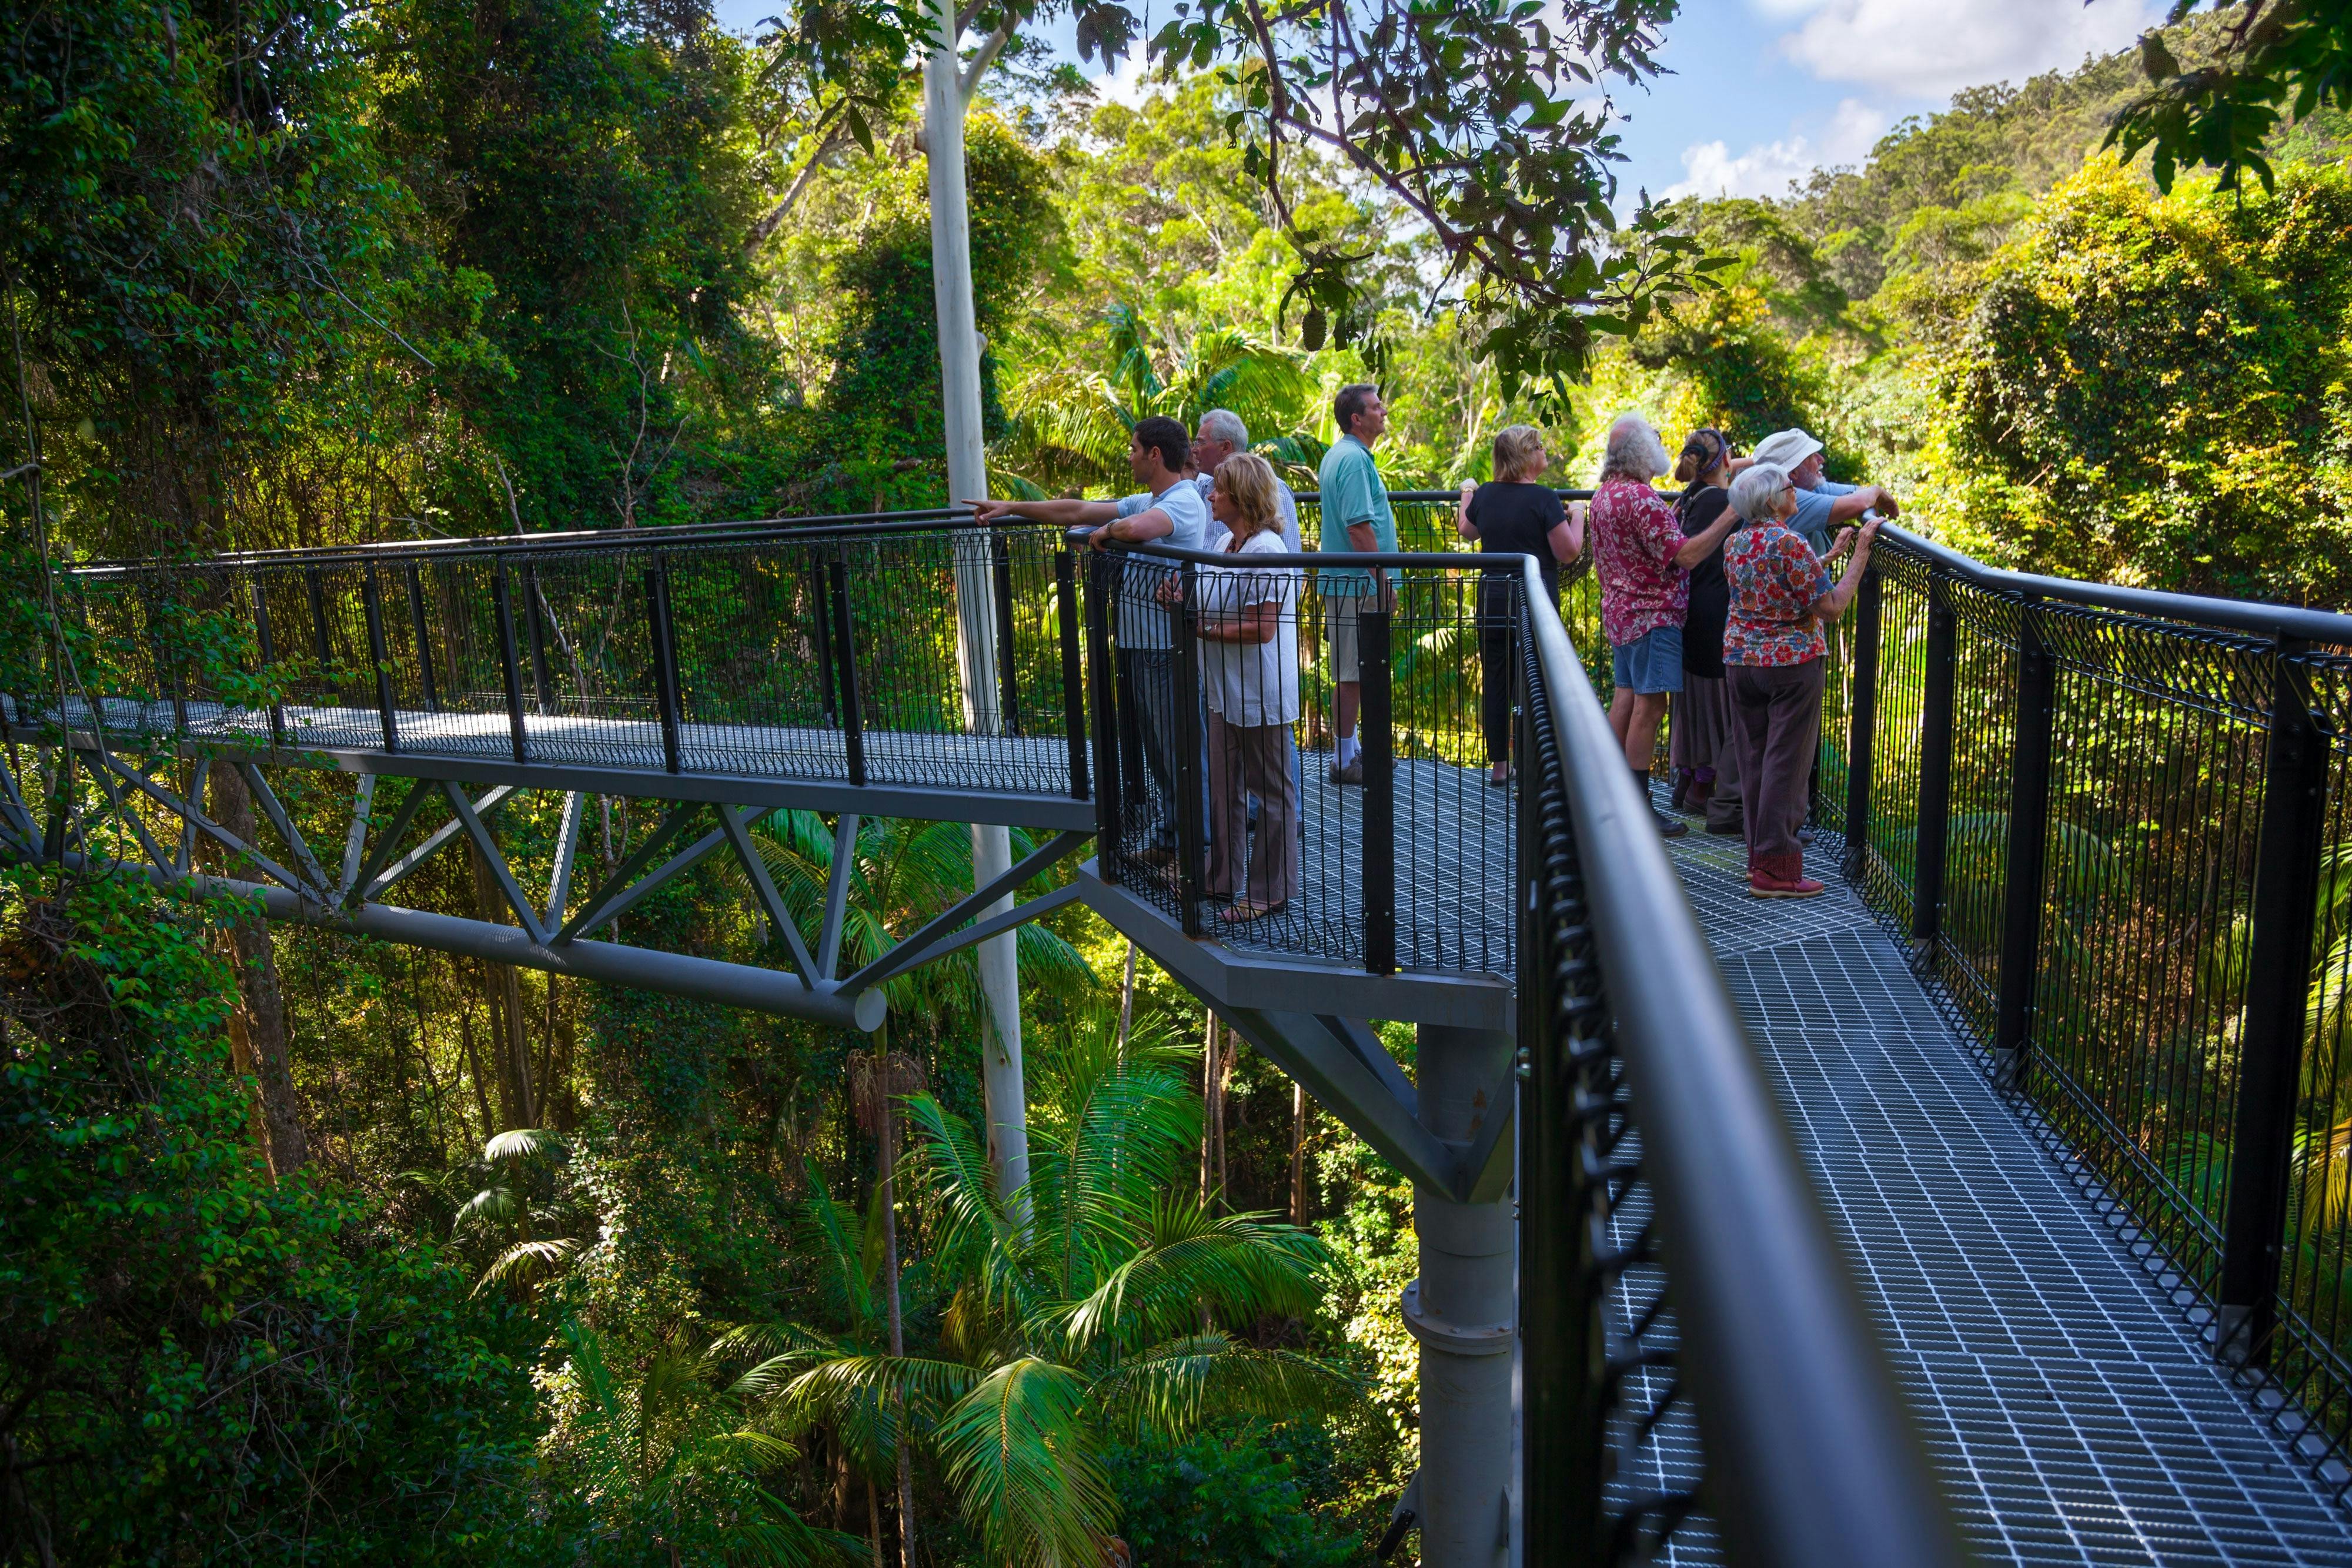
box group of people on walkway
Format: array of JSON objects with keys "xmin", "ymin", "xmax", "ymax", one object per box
[
  {"xmin": 967, "ymin": 392, "xmax": 1897, "ymax": 915},
  {"xmin": 1588, "ymin": 413, "xmax": 1893, "ymax": 898}
]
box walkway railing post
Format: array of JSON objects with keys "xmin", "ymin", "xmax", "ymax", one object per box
[
  {"xmin": 2217, "ymin": 637, "xmax": 2331, "ymax": 1368},
  {"xmin": 361, "ymin": 566, "xmax": 399, "ymax": 753},
  {"xmin": 1084, "ymin": 550, "xmax": 1121, "ymax": 874},
  {"xmin": 1842, "ymin": 564, "xmax": 1881, "ymax": 881},
  {"xmin": 1172, "ymin": 561, "xmax": 1207, "ymax": 937},
  {"xmin": 1056, "ymin": 549, "xmax": 1088, "ymax": 800},
  {"xmin": 522, "ymin": 562, "xmax": 555, "ymax": 714},
  {"xmin": 827, "ymin": 556, "xmax": 866, "ymax": 788},
  {"xmin": 405, "ymin": 562, "xmax": 439, "ymax": 713},
  {"xmin": 251, "ymin": 579, "xmax": 287, "ymax": 748},
  {"xmin": 492, "ymin": 561, "xmax": 529, "ymax": 764},
  {"xmin": 1362, "ymin": 601, "xmax": 1396, "ymax": 976},
  {"xmin": 1993, "ymin": 596, "xmax": 2057, "ymax": 1080},
  {"xmin": 647, "ymin": 557, "xmax": 684, "ymax": 776},
  {"xmin": 991, "ymin": 528, "xmax": 1021, "ymax": 737},
  {"xmin": 1912, "ymin": 572, "xmax": 1957, "ymax": 958}
]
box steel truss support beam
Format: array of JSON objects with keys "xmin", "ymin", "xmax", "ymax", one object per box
[
  {"xmin": 1212, "ymin": 1007, "xmax": 1511, "ymax": 1205},
  {"xmin": 75, "ymin": 745, "xmax": 310, "ymax": 895},
  {"xmin": 362, "ymin": 784, "xmax": 522, "ymax": 902},
  {"xmin": 838, "ymin": 829, "xmax": 1091, "ymax": 996},
  {"xmin": 4, "ymin": 749, "xmax": 1092, "ymax": 1039}
]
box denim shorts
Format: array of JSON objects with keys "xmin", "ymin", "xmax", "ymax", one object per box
[{"xmin": 1611, "ymin": 624, "xmax": 1685, "ymax": 695}]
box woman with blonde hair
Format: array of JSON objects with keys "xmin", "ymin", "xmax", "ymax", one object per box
[
  {"xmin": 1454, "ymin": 424, "xmax": 1583, "ymax": 785},
  {"xmin": 1197, "ymin": 452, "xmax": 1302, "ymax": 920}
]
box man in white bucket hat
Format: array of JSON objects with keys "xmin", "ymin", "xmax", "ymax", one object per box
[{"xmin": 1748, "ymin": 428, "xmax": 1901, "ymax": 556}]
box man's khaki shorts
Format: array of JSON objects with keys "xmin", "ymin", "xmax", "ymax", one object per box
[{"xmin": 1326, "ymin": 594, "xmax": 1368, "ymax": 681}]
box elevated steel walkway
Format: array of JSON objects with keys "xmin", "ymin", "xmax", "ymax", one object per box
[
  {"xmin": 9, "ymin": 502, "xmax": 2352, "ymax": 1565},
  {"xmin": 1669, "ymin": 821, "xmax": 2351, "ymax": 1565}
]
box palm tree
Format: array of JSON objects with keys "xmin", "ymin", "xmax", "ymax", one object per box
[
  {"xmin": 400, "ymin": 1126, "xmax": 586, "ymax": 1298},
  {"xmin": 736, "ymin": 1009, "xmax": 1355, "ymax": 1565},
  {"xmin": 551, "ymin": 1319, "xmax": 861, "ymax": 1567},
  {"xmin": 995, "ymin": 305, "xmax": 1319, "ymax": 497}
]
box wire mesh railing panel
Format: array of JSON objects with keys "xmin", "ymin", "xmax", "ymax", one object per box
[
  {"xmin": 1855, "ymin": 543, "xmax": 1933, "ymax": 929},
  {"xmin": 1933, "ymin": 576, "xmax": 2022, "ymax": 1035},
  {"xmin": 663, "ymin": 538, "xmax": 839, "ymax": 775},
  {"xmin": 2027, "ymin": 605, "xmax": 2273, "ymax": 1297}
]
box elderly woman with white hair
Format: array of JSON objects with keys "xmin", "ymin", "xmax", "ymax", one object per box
[
  {"xmin": 1720, "ymin": 461, "xmax": 1880, "ymax": 898},
  {"xmin": 1587, "ymin": 412, "xmax": 1741, "ymax": 835}
]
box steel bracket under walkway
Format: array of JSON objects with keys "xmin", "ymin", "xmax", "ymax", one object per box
[{"xmin": 1075, "ymin": 861, "xmax": 1514, "ymax": 1205}]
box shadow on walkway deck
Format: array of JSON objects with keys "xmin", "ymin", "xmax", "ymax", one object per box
[{"xmin": 1663, "ymin": 810, "xmax": 2352, "ymax": 1566}]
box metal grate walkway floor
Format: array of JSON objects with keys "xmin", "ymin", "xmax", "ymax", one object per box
[{"xmin": 1661, "ymin": 811, "xmax": 2352, "ymax": 1566}]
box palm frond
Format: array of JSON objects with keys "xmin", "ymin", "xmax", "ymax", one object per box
[
  {"xmin": 934, "ymin": 1357, "xmax": 1117, "ymax": 1567},
  {"xmin": 483, "ymin": 1126, "xmax": 566, "ymax": 1163},
  {"xmin": 473, "ymin": 1236, "xmax": 580, "ymax": 1295},
  {"xmin": 452, "ymin": 1181, "xmax": 520, "ymax": 1236},
  {"xmin": 1091, "ymin": 1333, "xmax": 1359, "ymax": 1439},
  {"xmin": 1060, "ymin": 1196, "xmax": 1329, "ymax": 1354}
]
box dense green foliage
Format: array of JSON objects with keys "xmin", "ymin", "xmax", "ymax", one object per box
[
  {"xmin": 8, "ymin": 4, "xmax": 2352, "ymax": 1563},
  {"xmin": 1580, "ymin": 27, "xmax": 2352, "ymax": 607},
  {"xmin": 0, "ymin": 870, "xmax": 542, "ymax": 1564}
]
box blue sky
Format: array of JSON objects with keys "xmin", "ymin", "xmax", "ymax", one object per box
[{"xmin": 706, "ymin": 0, "xmax": 2160, "ymax": 203}]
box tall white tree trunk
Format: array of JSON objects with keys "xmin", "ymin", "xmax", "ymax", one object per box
[{"xmin": 923, "ymin": 5, "xmax": 1030, "ymax": 1216}]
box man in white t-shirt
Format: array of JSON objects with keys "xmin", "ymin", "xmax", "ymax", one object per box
[
  {"xmin": 1189, "ymin": 409, "xmax": 1301, "ymax": 553},
  {"xmin": 965, "ymin": 416, "xmax": 1206, "ymax": 854}
]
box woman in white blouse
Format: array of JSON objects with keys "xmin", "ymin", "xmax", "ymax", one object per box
[{"xmin": 1197, "ymin": 453, "xmax": 1302, "ymax": 921}]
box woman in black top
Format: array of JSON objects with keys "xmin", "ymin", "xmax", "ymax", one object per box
[
  {"xmin": 1668, "ymin": 427, "xmax": 1744, "ymax": 831},
  {"xmin": 1455, "ymin": 424, "xmax": 1585, "ymax": 784}
]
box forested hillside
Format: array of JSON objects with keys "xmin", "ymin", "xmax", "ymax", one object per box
[{"xmin": 4, "ymin": 1, "xmax": 2349, "ymax": 1563}]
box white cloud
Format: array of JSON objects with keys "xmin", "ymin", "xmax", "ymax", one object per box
[
  {"xmin": 1665, "ymin": 98, "xmax": 1889, "ymax": 199},
  {"xmin": 1779, "ymin": 0, "xmax": 2157, "ymax": 99},
  {"xmin": 1088, "ymin": 49, "xmax": 1156, "ymax": 109}
]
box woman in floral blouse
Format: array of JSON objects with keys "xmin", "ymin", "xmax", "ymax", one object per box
[{"xmin": 1722, "ymin": 462, "xmax": 1882, "ymax": 898}]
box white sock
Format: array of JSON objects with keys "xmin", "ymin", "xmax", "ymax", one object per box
[{"xmin": 1338, "ymin": 734, "xmax": 1361, "ymax": 766}]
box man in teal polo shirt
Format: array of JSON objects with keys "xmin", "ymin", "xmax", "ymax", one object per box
[{"xmin": 1316, "ymin": 383, "xmax": 1398, "ymax": 785}]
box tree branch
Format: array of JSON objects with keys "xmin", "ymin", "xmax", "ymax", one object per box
[
  {"xmin": 746, "ymin": 109, "xmax": 849, "ymax": 252},
  {"xmin": 959, "ymin": 21, "xmax": 1015, "ymax": 101}
]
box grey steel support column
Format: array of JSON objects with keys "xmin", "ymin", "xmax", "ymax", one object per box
[{"xmin": 1407, "ymin": 1022, "xmax": 1515, "ymax": 1568}]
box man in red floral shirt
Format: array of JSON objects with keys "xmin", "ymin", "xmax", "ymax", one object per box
[{"xmin": 1588, "ymin": 413, "xmax": 1739, "ymax": 837}]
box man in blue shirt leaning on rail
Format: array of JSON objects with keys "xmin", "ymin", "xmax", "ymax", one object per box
[
  {"xmin": 1316, "ymin": 383, "xmax": 1400, "ymax": 786},
  {"xmin": 965, "ymin": 415, "xmax": 1208, "ymax": 859}
]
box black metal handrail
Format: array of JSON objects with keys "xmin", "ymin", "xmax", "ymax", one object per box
[
  {"xmin": 1513, "ymin": 554, "xmax": 1966, "ymax": 1565},
  {"xmin": 1828, "ymin": 523, "xmax": 2352, "ymax": 1492},
  {"xmin": 29, "ymin": 521, "xmax": 1087, "ymax": 806}
]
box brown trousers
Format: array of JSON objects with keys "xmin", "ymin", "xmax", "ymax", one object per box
[
  {"xmin": 1727, "ymin": 659, "xmax": 1825, "ymax": 862},
  {"xmin": 1207, "ymin": 710, "xmax": 1301, "ymax": 909},
  {"xmin": 1671, "ymin": 673, "xmax": 1745, "ymax": 833}
]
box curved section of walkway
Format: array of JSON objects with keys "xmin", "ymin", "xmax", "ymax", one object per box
[{"xmin": 1666, "ymin": 820, "xmax": 2352, "ymax": 1566}]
